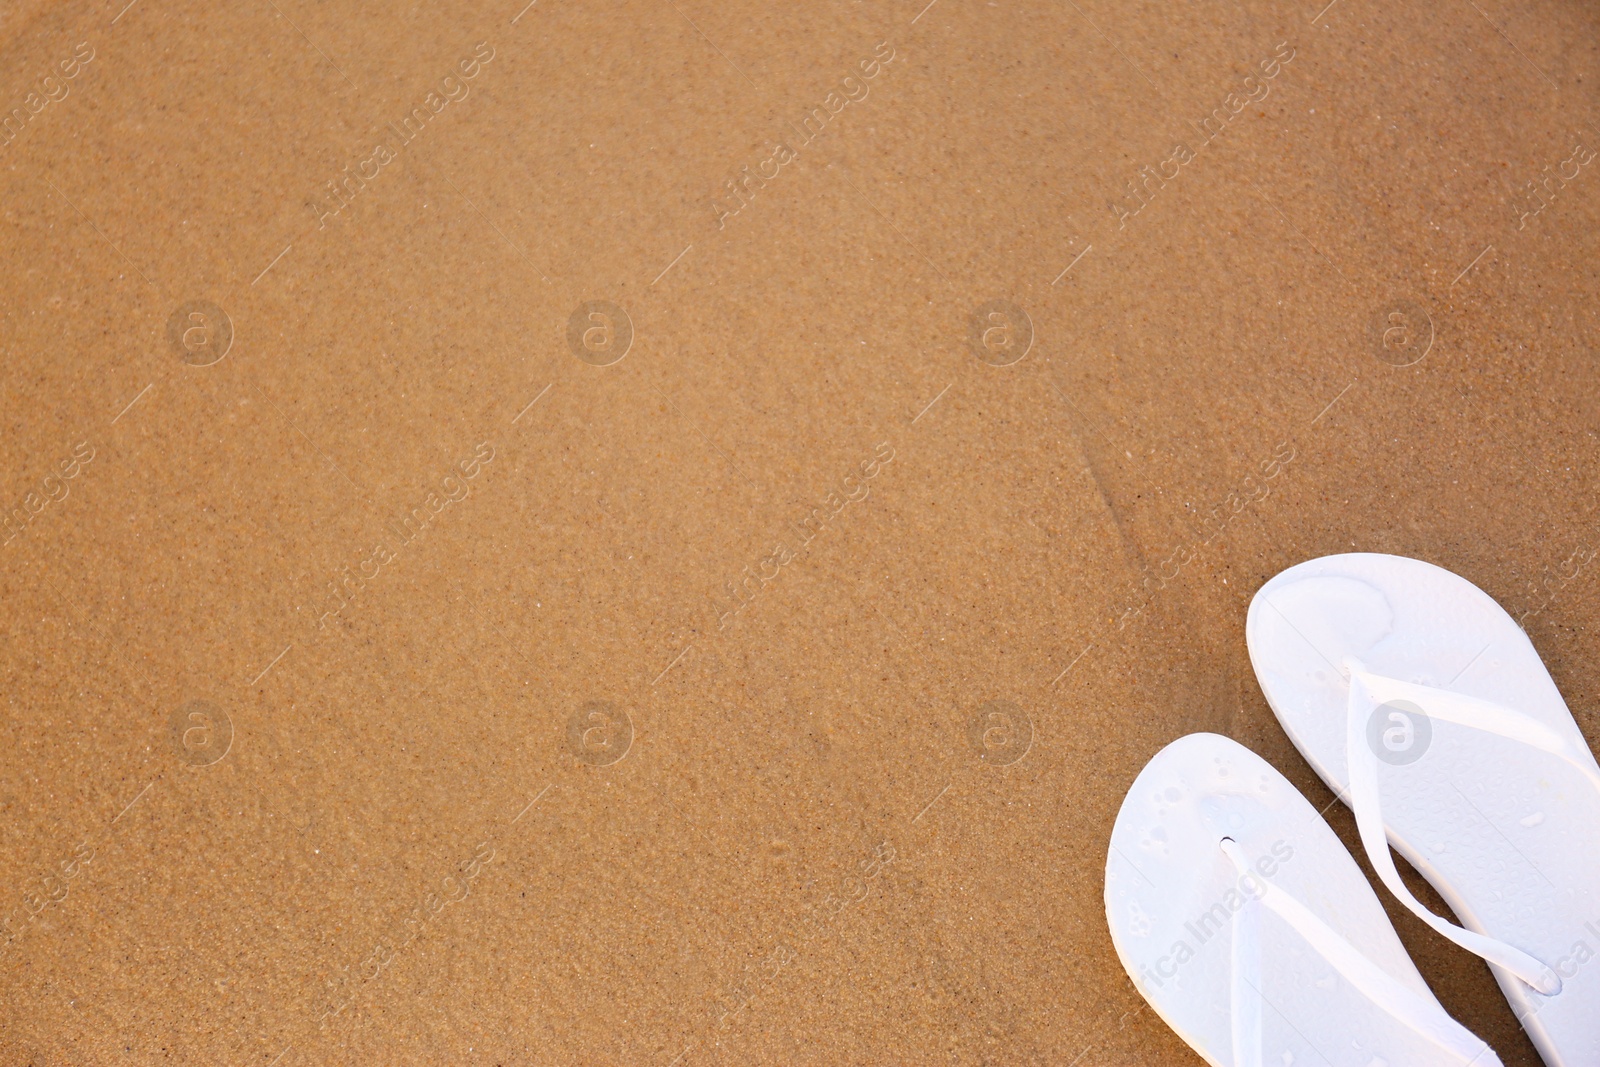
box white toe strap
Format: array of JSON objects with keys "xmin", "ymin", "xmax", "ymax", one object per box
[
  {"xmin": 1344, "ymin": 661, "xmax": 1600, "ymax": 996},
  {"xmin": 1221, "ymin": 838, "xmax": 1501, "ymax": 1067}
]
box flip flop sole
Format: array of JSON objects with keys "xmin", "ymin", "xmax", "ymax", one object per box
[
  {"xmin": 1247, "ymin": 553, "xmax": 1600, "ymax": 1065},
  {"xmin": 1106, "ymin": 732, "xmax": 1477, "ymax": 1066}
]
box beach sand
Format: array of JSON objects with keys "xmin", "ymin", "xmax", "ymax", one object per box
[{"xmin": 1, "ymin": 0, "xmax": 1597, "ymax": 1062}]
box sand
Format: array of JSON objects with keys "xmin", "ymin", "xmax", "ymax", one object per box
[{"xmin": 1, "ymin": 0, "xmax": 1598, "ymax": 1062}]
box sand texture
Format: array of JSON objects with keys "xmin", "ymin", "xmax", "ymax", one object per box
[{"xmin": 1, "ymin": 0, "xmax": 1598, "ymax": 1063}]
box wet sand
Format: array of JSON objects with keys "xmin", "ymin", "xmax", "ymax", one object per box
[{"xmin": 1, "ymin": 0, "xmax": 1598, "ymax": 1062}]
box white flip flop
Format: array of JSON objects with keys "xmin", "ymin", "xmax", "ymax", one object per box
[
  {"xmin": 1247, "ymin": 553, "xmax": 1600, "ymax": 1065},
  {"xmin": 1106, "ymin": 732, "xmax": 1502, "ymax": 1067}
]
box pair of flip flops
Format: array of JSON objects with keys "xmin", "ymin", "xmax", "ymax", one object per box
[{"xmin": 1106, "ymin": 554, "xmax": 1600, "ymax": 1066}]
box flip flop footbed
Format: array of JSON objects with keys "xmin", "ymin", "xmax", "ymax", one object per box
[
  {"xmin": 1106, "ymin": 732, "xmax": 1485, "ymax": 1066},
  {"xmin": 1247, "ymin": 553, "xmax": 1600, "ymax": 1064}
]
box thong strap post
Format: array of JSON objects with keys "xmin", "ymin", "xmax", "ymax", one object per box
[
  {"xmin": 1221, "ymin": 838, "xmax": 1500, "ymax": 1067},
  {"xmin": 1343, "ymin": 660, "xmax": 1600, "ymax": 996}
]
